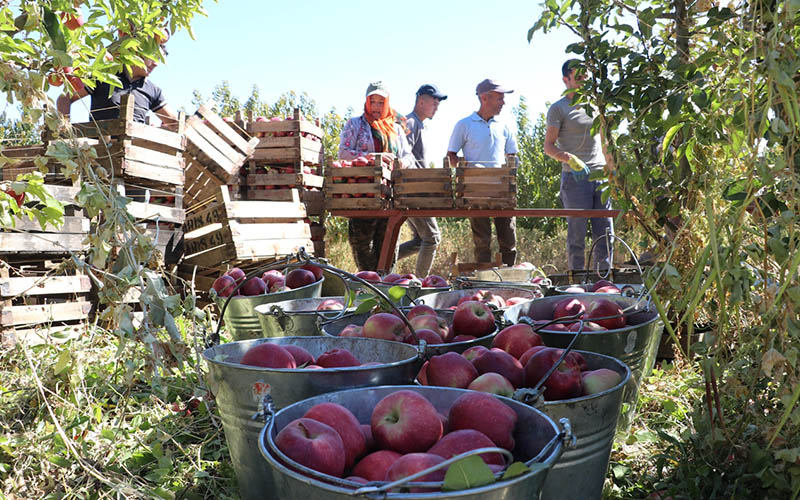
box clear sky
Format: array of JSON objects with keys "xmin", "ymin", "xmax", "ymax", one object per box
[{"xmin": 60, "ymin": 0, "xmax": 579, "ymax": 164}]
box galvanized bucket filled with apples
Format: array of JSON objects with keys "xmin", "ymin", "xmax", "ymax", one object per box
[
  {"xmin": 413, "ymin": 316, "xmax": 631, "ymax": 500},
  {"xmin": 258, "ymin": 385, "xmax": 571, "ymax": 499},
  {"xmin": 254, "ymin": 296, "xmax": 359, "ymax": 338},
  {"xmin": 411, "ymin": 287, "xmax": 541, "ymax": 319},
  {"xmin": 210, "ymin": 263, "xmax": 326, "ymax": 340},
  {"xmin": 454, "ymin": 263, "xmax": 551, "ymax": 294},
  {"xmin": 347, "ymin": 270, "xmax": 451, "ymax": 306}
]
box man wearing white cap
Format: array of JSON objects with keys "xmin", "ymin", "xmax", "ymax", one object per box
[{"xmin": 447, "ymin": 79, "xmax": 518, "ymax": 266}]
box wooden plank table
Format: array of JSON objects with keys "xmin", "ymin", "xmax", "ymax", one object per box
[{"xmin": 329, "ymin": 208, "xmax": 620, "ymax": 273}]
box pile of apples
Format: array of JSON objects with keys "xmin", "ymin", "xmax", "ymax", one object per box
[
  {"xmin": 274, "ymin": 389, "xmax": 520, "ymax": 489},
  {"xmin": 561, "ymin": 279, "xmax": 622, "ymax": 294},
  {"xmin": 534, "ymin": 296, "xmax": 627, "ymax": 332},
  {"xmin": 417, "ymin": 323, "xmax": 623, "ymax": 401},
  {"xmin": 338, "ymin": 302, "xmax": 497, "ymax": 346},
  {"xmin": 329, "ymin": 156, "xmax": 392, "ymax": 199},
  {"xmin": 353, "ymin": 270, "xmax": 448, "ymax": 288},
  {"xmin": 211, "ymin": 263, "xmax": 323, "ymax": 298},
  {"xmin": 252, "ymin": 116, "xmax": 321, "ymax": 142},
  {"xmin": 239, "ymin": 342, "xmax": 374, "ymax": 369},
  {"xmin": 453, "ymin": 289, "xmax": 529, "ymax": 311}
]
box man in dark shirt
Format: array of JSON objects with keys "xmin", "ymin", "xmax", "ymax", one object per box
[{"xmin": 57, "ymin": 44, "xmax": 178, "ymax": 128}]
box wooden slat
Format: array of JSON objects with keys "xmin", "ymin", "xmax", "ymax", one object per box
[
  {"xmin": 228, "ymin": 221, "xmax": 310, "ymax": 241},
  {"xmin": 228, "ymin": 200, "xmax": 307, "ymax": 219},
  {"xmin": 325, "ymin": 183, "xmax": 383, "ymax": 195},
  {"xmin": 245, "ymin": 189, "xmax": 302, "ymax": 202},
  {"xmin": 456, "ymin": 167, "xmax": 516, "ymax": 178},
  {"xmin": 183, "ymin": 225, "xmax": 234, "ymax": 258},
  {"xmin": 325, "ymin": 166, "xmax": 392, "ymax": 179},
  {"xmin": 0, "ymin": 275, "xmax": 91, "ymax": 297},
  {"xmin": 125, "ymin": 201, "xmax": 185, "ymax": 224},
  {"xmin": 324, "ymin": 197, "xmax": 389, "ymax": 210},
  {"xmin": 0, "ymin": 233, "xmax": 85, "ymax": 253},
  {"xmin": 123, "ymin": 143, "xmax": 184, "ymax": 170},
  {"xmin": 251, "ymin": 146, "xmax": 323, "ymax": 164},
  {"xmin": 184, "ymin": 202, "xmax": 226, "ymax": 233},
  {"xmin": 115, "ymin": 158, "xmax": 184, "ymax": 186},
  {"xmin": 394, "ymin": 197, "xmax": 454, "ymax": 209},
  {"xmin": 184, "ymin": 125, "xmax": 240, "ymax": 178},
  {"xmin": 1, "ymin": 301, "xmax": 92, "ymax": 327},
  {"xmin": 72, "ymin": 119, "xmax": 125, "ymax": 138},
  {"xmin": 186, "ymin": 116, "xmax": 246, "ymax": 166},
  {"xmin": 246, "ymin": 172, "xmax": 324, "ymax": 188},
  {"xmin": 248, "ymin": 120, "xmax": 324, "ymax": 139},
  {"xmin": 196, "ymin": 105, "xmax": 253, "ymax": 154},
  {"xmin": 394, "ymin": 181, "xmax": 452, "ymax": 194},
  {"xmin": 13, "ymin": 216, "xmax": 88, "ymax": 234},
  {"xmin": 393, "ymin": 168, "xmax": 451, "ymax": 180},
  {"xmin": 42, "ymin": 185, "xmax": 81, "ymax": 205},
  {"xmin": 126, "ymin": 122, "xmax": 184, "ymax": 151}
]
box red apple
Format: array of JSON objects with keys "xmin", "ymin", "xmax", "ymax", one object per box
[
  {"xmin": 316, "ymin": 348, "xmax": 361, "ymax": 368},
  {"xmin": 352, "ymin": 450, "xmax": 402, "ymax": 482},
  {"xmin": 452, "ymin": 301, "xmax": 496, "ymax": 338},
  {"xmin": 360, "ymin": 424, "xmax": 375, "ymax": 452},
  {"xmin": 62, "ymin": 13, "xmax": 84, "ymax": 30},
  {"xmin": 450, "ymin": 335, "xmax": 477, "ymax": 343},
  {"xmin": 303, "ymin": 403, "xmax": 367, "ymax": 469},
  {"xmin": 426, "ymin": 352, "xmax": 479, "ymax": 388},
  {"xmin": 283, "ymin": 345, "xmax": 314, "ymax": 367},
  {"xmin": 339, "ymin": 324, "xmax": 364, "ymax": 338},
  {"xmin": 240, "ymin": 343, "xmax": 296, "ymax": 369},
  {"xmin": 381, "ymin": 272, "xmax": 403, "ymax": 284},
  {"xmin": 227, "ymin": 267, "xmax": 246, "ymax": 284},
  {"xmin": 286, "ymin": 269, "xmax": 316, "ymax": 289},
  {"xmin": 584, "ymin": 298, "xmax": 626, "ymax": 329},
  {"xmin": 355, "ymin": 270, "xmax": 381, "ymax": 283},
  {"xmin": 240, "ymin": 277, "xmax": 267, "ymax": 296},
  {"xmin": 472, "ymin": 349, "xmax": 524, "ymax": 388},
  {"xmin": 492, "ymin": 324, "xmax": 544, "ymax": 359},
  {"xmin": 269, "ymin": 279, "xmax": 287, "ymax": 293},
  {"xmin": 514, "ymin": 262, "xmax": 535, "ymax": 269},
  {"xmin": 300, "ymin": 263, "xmax": 323, "ymax": 281},
  {"xmin": 416, "ymin": 361, "xmax": 429, "ymax": 385},
  {"xmin": 567, "ymin": 321, "xmax": 607, "ymax": 332},
  {"xmin": 405, "ymin": 304, "xmax": 437, "ymax": 320},
  {"xmin": 448, "ymin": 392, "xmax": 517, "ymax": 450},
  {"xmin": 581, "ymin": 368, "xmax": 623, "ymax": 395},
  {"xmin": 504, "ymin": 297, "xmax": 529, "ymax": 306},
  {"xmin": 594, "ymin": 285, "xmax": 622, "ymax": 294},
  {"xmin": 211, "ymin": 275, "xmax": 237, "ymax": 297},
  {"xmin": 261, "ymin": 269, "xmax": 285, "ymax": 289},
  {"xmin": 371, "ymin": 390, "xmax": 442, "ymax": 454},
  {"xmin": 274, "ymin": 417, "xmax": 346, "ymax": 477},
  {"xmin": 590, "ymin": 279, "xmax": 614, "ymax": 292},
  {"xmin": 404, "ymin": 328, "xmax": 444, "ymax": 345},
  {"xmin": 564, "ymin": 286, "xmax": 587, "ymax": 293},
  {"xmin": 552, "ymin": 297, "xmax": 586, "ymax": 320},
  {"xmin": 523, "ymin": 348, "xmax": 583, "ymax": 401},
  {"xmin": 518, "ymin": 345, "xmax": 549, "ymax": 367},
  {"xmin": 362, "ymin": 313, "xmax": 408, "ymax": 342},
  {"xmin": 421, "ymin": 275, "xmax": 448, "ymax": 288},
  {"xmin": 385, "ymin": 453, "xmax": 446, "ymax": 491},
  {"xmin": 316, "ymin": 299, "xmax": 344, "ymax": 311},
  {"xmin": 408, "ymin": 314, "xmax": 449, "ymax": 340},
  {"xmin": 346, "ymin": 476, "xmax": 368, "ymax": 485},
  {"xmin": 467, "ymin": 372, "xmax": 515, "ymax": 397},
  {"xmin": 462, "ymin": 345, "xmax": 489, "ymax": 362},
  {"xmin": 427, "ymin": 429, "xmax": 504, "ymax": 466}
]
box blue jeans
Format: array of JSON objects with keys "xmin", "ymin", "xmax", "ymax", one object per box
[
  {"xmin": 397, "ymin": 217, "xmax": 441, "ymax": 277},
  {"xmin": 559, "ymin": 172, "xmax": 613, "ymax": 270}
]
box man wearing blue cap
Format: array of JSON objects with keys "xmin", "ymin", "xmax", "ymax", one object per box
[
  {"xmin": 396, "ymin": 84, "xmax": 447, "ymax": 276},
  {"xmin": 447, "ymin": 79, "xmax": 518, "ymax": 266}
]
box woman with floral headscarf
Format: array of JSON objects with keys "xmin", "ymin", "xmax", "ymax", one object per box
[{"xmin": 338, "ymin": 81, "xmax": 413, "ymax": 272}]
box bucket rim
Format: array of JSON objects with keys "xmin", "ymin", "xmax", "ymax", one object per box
[
  {"xmin": 212, "ymin": 276, "xmax": 325, "ymax": 306},
  {"xmin": 539, "ymin": 349, "xmax": 632, "ymax": 405}
]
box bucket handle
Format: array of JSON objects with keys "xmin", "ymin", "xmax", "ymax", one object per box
[
  {"xmin": 268, "ymin": 304, "xmax": 295, "ymax": 332},
  {"xmin": 252, "ymin": 393, "xmax": 276, "ymax": 425}
]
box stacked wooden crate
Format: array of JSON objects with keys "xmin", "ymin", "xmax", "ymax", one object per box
[
  {"xmin": 243, "ymin": 109, "xmax": 325, "ymax": 217},
  {"xmin": 454, "ymin": 155, "xmax": 517, "ymax": 209},
  {"xmin": 324, "ymin": 154, "xmax": 394, "ymax": 210},
  {"xmin": 0, "ymin": 183, "xmax": 91, "ymax": 345},
  {"xmin": 183, "ymin": 104, "xmax": 259, "ymax": 212},
  {"xmin": 392, "ymin": 165, "xmax": 454, "ymax": 209}
]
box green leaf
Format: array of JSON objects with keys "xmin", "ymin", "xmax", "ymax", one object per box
[
  {"xmin": 48, "ymin": 455, "xmax": 72, "ymax": 468},
  {"xmin": 54, "ymin": 348, "xmax": 72, "ymax": 376},
  {"xmin": 661, "ymin": 123, "xmax": 683, "ymax": 162},
  {"xmin": 442, "ymin": 455, "xmax": 496, "ymax": 491},
  {"xmin": 42, "ymin": 7, "xmax": 67, "ymax": 52},
  {"xmin": 502, "ymin": 461, "xmax": 531, "ymax": 479},
  {"xmin": 387, "ymin": 285, "xmax": 407, "ymax": 302},
  {"xmin": 354, "ymin": 298, "xmax": 377, "ymax": 315}
]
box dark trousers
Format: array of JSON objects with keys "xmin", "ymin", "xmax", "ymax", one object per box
[
  {"xmin": 469, "ymin": 217, "xmax": 516, "ymax": 266},
  {"xmin": 348, "ymin": 218, "xmax": 388, "ymax": 271}
]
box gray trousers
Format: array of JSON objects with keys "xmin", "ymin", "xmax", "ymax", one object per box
[
  {"xmin": 469, "ymin": 217, "xmax": 516, "ymax": 266},
  {"xmin": 348, "ymin": 218, "xmax": 387, "ymax": 271},
  {"xmin": 559, "ymin": 171, "xmax": 614, "ymax": 271},
  {"xmin": 397, "ymin": 217, "xmax": 441, "ymax": 277}
]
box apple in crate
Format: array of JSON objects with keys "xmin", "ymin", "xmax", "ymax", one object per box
[
  {"xmin": 274, "ymin": 417, "xmax": 346, "ymax": 477},
  {"xmin": 448, "ymin": 391, "xmax": 517, "ymax": 450},
  {"xmin": 316, "ymin": 299, "xmax": 344, "ymax": 311},
  {"xmin": 286, "ymin": 269, "xmax": 316, "ymax": 289},
  {"xmin": 428, "ymin": 428, "xmax": 504, "ymax": 466},
  {"xmin": 523, "ymin": 347, "xmax": 583, "ymax": 401},
  {"xmin": 421, "ymin": 274, "xmax": 448, "ymax": 288},
  {"xmin": 371, "ymin": 390, "xmax": 443, "ymax": 454},
  {"xmin": 426, "ymin": 352, "xmax": 478, "ymax": 388},
  {"xmin": 304, "ymin": 403, "xmax": 367, "ymax": 469},
  {"xmin": 581, "ymin": 368, "xmax": 623, "ymax": 395},
  {"xmin": 492, "ymin": 324, "xmax": 543, "ymax": 359},
  {"xmin": 363, "ymin": 312, "xmax": 408, "ymax": 342},
  {"xmin": 240, "ymin": 343, "xmax": 297, "ymax": 369},
  {"xmin": 352, "ymin": 450, "xmax": 402, "ymax": 482},
  {"xmin": 211, "ymin": 275, "xmax": 237, "ymax": 297},
  {"xmin": 467, "ymin": 372, "xmax": 515, "ymax": 397},
  {"xmin": 452, "ymin": 300, "xmax": 496, "ymax": 338},
  {"xmin": 355, "ymin": 270, "xmax": 381, "ymax": 283},
  {"xmin": 316, "ymin": 348, "xmax": 361, "ymax": 368},
  {"xmin": 240, "ymin": 277, "xmax": 267, "ymax": 296},
  {"xmin": 472, "ymin": 349, "xmax": 524, "ymax": 388}
]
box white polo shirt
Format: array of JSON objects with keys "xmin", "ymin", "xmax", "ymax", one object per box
[{"xmin": 447, "ymin": 112, "xmax": 517, "ymax": 167}]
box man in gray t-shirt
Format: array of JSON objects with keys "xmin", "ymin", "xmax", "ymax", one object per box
[
  {"xmin": 544, "ymin": 59, "xmax": 613, "ymax": 271},
  {"xmin": 397, "ymin": 84, "xmax": 447, "ymax": 277}
]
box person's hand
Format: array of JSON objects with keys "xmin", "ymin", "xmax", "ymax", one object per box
[{"xmin": 566, "ymin": 153, "xmax": 589, "ymax": 180}]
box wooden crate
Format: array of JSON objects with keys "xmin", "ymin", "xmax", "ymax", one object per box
[
  {"xmin": 184, "ymin": 104, "xmax": 259, "ymax": 186},
  {"xmin": 243, "ymin": 166, "xmax": 325, "ymax": 215},
  {"xmin": 454, "ymin": 156, "xmax": 517, "ymax": 210},
  {"xmin": 246, "ymin": 109, "xmax": 324, "ymax": 166},
  {"xmin": 0, "ymin": 258, "xmax": 91, "ymax": 345},
  {"xmin": 0, "ymin": 184, "xmax": 88, "ymax": 255},
  {"xmin": 0, "ymin": 144, "xmax": 72, "ymax": 184},
  {"xmin": 392, "ymin": 167, "xmax": 454, "ymax": 209},
  {"xmin": 324, "ymin": 155, "xmax": 394, "ymax": 210},
  {"xmin": 182, "ymin": 187, "xmax": 313, "ymax": 268}
]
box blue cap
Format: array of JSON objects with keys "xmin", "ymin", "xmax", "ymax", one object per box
[{"xmin": 416, "ymin": 84, "xmax": 447, "ymax": 100}]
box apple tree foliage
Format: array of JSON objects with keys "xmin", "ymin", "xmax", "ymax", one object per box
[
  {"xmin": 0, "ymin": 0, "xmax": 212, "ymax": 395},
  {"xmin": 530, "ymin": 0, "xmax": 799, "ymax": 496}
]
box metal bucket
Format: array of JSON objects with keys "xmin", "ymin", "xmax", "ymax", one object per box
[
  {"xmin": 259, "ymin": 385, "xmax": 566, "ymax": 500},
  {"xmin": 553, "ymin": 283, "xmax": 643, "ymax": 297},
  {"xmin": 503, "ymin": 294, "xmax": 663, "ymax": 430},
  {"xmin": 255, "ymin": 297, "xmax": 356, "ymax": 338},
  {"xmin": 456, "ymin": 268, "xmax": 550, "ymax": 295},
  {"xmin": 345, "ymin": 279, "xmax": 450, "ymax": 306},
  {"xmin": 530, "ymin": 351, "xmax": 631, "ymax": 500},
  {"xmin": 214, "ymin": 277, "xmax": 324, "ymax": 340},
  {"xmin": 413, "ymin": 287, "xmax": 541, "ymax": 317},
  {"xmin": 203, "ymin": 336, "xmax": 423, "ymax": 500},
  {"xmin": 320, "ymin": 311, "xmax": 499, "ymax": 356}
]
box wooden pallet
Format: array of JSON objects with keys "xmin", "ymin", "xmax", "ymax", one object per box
[
  {"xmin": 0, "ymin": 184, "xmax": 88, "ymax": 254},
  {"xmin": 246, "ymin": 109, "xmax": 324, "ymax": 166},
  {"xmin": 184, "ymin": 104, "xmax": 258, "ymax": 186},
  {"xmin": 454, "ymin": 157, "xmax": 517, "ymax": 209},
  {"xmin": 182, "ymin": 186, "xmax": 313, "ymax": 268},
  {"xmin": 393, "ymin": 167, "xmax": 454, "ymax": 209},
  {"xmin": 324, "ymin": 155, "xmax": 394, "ymax": 210},
  {"xmin": 0, "ymin": 258, "xmax": 91, "ymax": 345}
]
